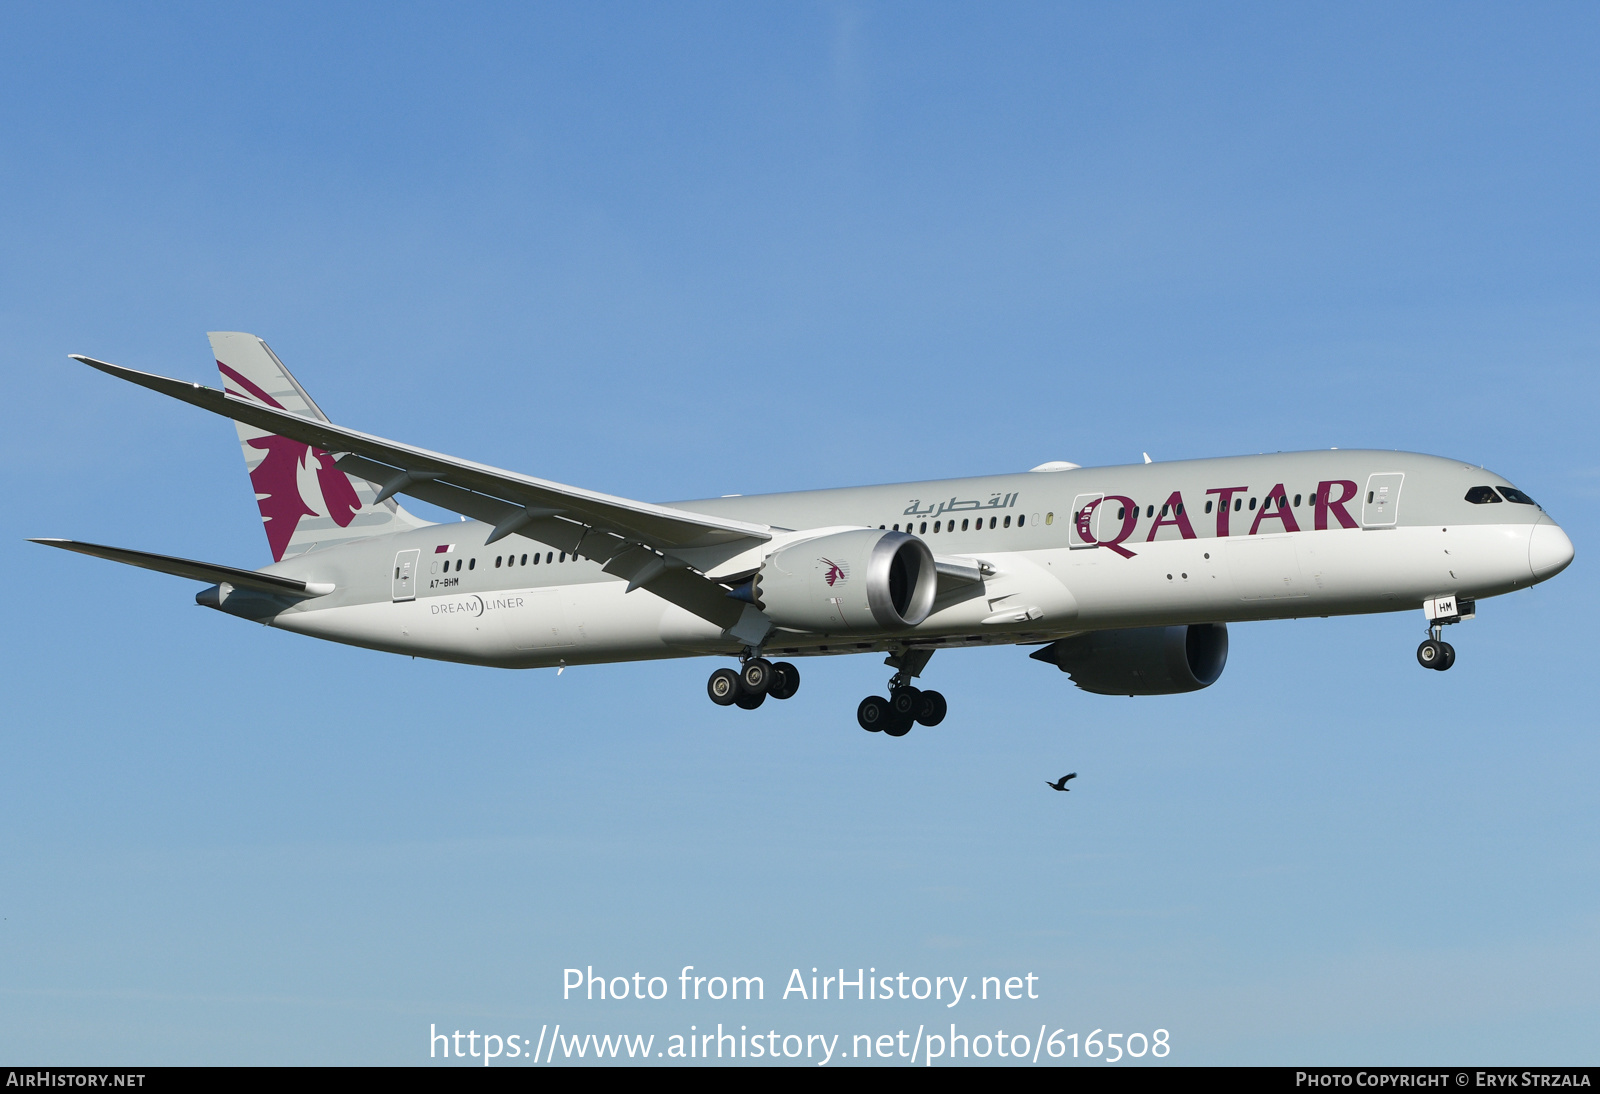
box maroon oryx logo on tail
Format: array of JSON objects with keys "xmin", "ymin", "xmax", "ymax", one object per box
[
  {"xmin": 821, "ymin": 558, "xmax": 849, "ymax": 586},
  {"xmin": 219, "ymin": 361, "xmax": 363, "ymax": 560}
]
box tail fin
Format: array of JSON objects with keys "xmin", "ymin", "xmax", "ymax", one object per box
[{"xmin": 209, "ymin": 331, "xmax": 430, "ymax": 561}]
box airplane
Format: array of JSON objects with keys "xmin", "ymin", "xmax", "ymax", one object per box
[{"xmin": 34, "ymin": 332, "xmax": 1575, "ymax": 737}]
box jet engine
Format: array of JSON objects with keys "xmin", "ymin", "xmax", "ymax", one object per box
[
  {"xmin": 1029, "ymin": 623, "xmax": 1228, "ymax": 696},
  {"xmin": 748, "ymin": 529, "xmax": 937, "ymax": 634}
]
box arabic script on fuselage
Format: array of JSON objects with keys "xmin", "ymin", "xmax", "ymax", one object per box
[{"xmin": 903, "ymin": 492, "xmax": 1019, "ymax": 518}]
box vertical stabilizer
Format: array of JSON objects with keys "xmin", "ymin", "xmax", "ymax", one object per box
[{"xmin": 209, "ymin": 332, "xmax": 430, "ymax": 561}]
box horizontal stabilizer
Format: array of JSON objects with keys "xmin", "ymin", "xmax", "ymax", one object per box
[{"xmin": 29, "ymin": 539, "xmax": 330, "ymax": 598}]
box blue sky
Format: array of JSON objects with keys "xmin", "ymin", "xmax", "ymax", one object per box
[{"xmin": 2, "ymin": 2, "xmax": 1597, "ymax": 1065}]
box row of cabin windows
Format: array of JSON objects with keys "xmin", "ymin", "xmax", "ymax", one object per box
[
  {"xmin": 1189, "ymin": 493, "xmax": 1297, "ymax": 517},
  {"xmin": 1203, "ymin": 493, "xmax": 1294, "ymax": 515},
  {"xmin": 434, "ymin": 550, "xmax": 581, "ymax": 574},
  {"xmin": 875, "ymin": 492, "xmax": 1331, "ymax": 536},
  {"xmin": 879, "ymin": 513, "xmax": 1040, "ymax": 534},
  {"xmin": 494, "ymin": 551, "xmax": 576, "ymax": 567},
  {"xmin": 1097, "ymin": 492, "xmax": 1307, "ymax": 523}
]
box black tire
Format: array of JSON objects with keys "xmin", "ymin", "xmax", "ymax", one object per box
[
  {"xmin": 1437, "ymin": 642, "xmax": 1456, "ymax": 671},
  {"xmin": 1417, "ymin": 640, "xmax": 1442, "ymax": 669},
  {"xmin": 741, "ymin": 658, "xmax": 773, "ymax": 694},
  {"xmin": 735, "ymin": 690, "xmax": 766, "ymax": 710},
  {"xmin": 708, "ymin": 667, "xmax": 741, "ymax": 705},
  {"xmin": 889, "ymin": 686, "xmax": 920, "ymax": 717},
  {"xmin": 914, "ymin": 689, "xmax": 947, "ymax": 727},
  {"xmin": 857, "ymin": 695, "xmax": 890, "ymax": 732},
  {"xmin": 883, "ymin": 711, "xmax": 914, "ymax": 737},
  {"xmin": 767, "ymin": 662, "xmax": 800, "ymax": 700}
]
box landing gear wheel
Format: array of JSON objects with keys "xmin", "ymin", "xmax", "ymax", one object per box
[
  {"xmin": 741, "ymin": 658, "xmax": 774, "ymax": 695},
  {"xmin": 913, "ymin": 690, "xmax": 947, "ymax": 727},
  {"xmin": 735, "ymin": 690, "xmax": 766, "ymax": 710},
  {"xmin": 1437, "ymin": 642, "xmax": 1456, "ymax": 671},
  {"xmin": 708, "ymin": 667, "xmax": 741, "ymax": 705},
  {"xmin": 767, "ymin": 662, "xmax": 800, "ymax": 700},
  {"xmin": 1417, "ymin": 639, "xmax": 1443, "ymax": 669},
  {"xmin": 889, "ymin": 686, "xmax": 920, "ymax": 718},
  {"xmin": 883, "ymin": 711, "xmax": 914, "ymax": 737},
  {"xmin": 857, "ymin": 695, "xmax": 890, "ymax": 732}
]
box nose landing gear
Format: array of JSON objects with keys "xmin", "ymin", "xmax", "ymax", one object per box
[
  {"xmin": 707, "ymin": 654, "xmax": 800, "ymax": 710},
  {"xmin": 856, "ymin": 648, "xmax": 946, "ymax": 736},
  {"xmin": 1417, "ymin": 627, "xmax": 1456, "ymax": 671},
  {"xmin": 1416, "ymin": 596, "xmax": 1472, "ymax": 672}
]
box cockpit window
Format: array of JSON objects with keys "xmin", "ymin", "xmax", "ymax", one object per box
[
  {"xmin": 1497, "ymin": 486, "xmax": 1538, "ymax": 506},
  {"xmin": 1464, "ymin": 486, "xmax": 1502, "ymax": 504}
]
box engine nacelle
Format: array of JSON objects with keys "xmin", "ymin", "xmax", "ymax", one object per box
[
  {"xmin": 1030, "ymin": 623, "xmax": 1228, "ymax": 696},
  {"xmin": 753, "ymin": 529, "xmax": 937, "ymax": 633}
]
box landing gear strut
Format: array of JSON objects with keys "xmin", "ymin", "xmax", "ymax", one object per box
[
  {"xmin": 707, "ymin": 653, "xmax": 800, "ymax": 709},
  {"xmin": 857, "ymin": 648, "xmax": 946, "ymax": 736},
  {"xmin": 1416, "ymin": 624, "xmax": 1456, "ymax": 671}
]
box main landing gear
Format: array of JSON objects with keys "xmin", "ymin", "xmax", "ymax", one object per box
[
  {"xmin": 1417, "ymin": 626, "xmax": 1456, "ymax": 671},
  {"xmin": 707, "ymin": 656, "xmax": 800, "ymax": 710},
  {"xmin": 857, "ymin": 648, "xmax": 946, "ymax": 737}
]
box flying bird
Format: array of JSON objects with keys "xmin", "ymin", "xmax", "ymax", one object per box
[{"xmin": 1047, "ymin": 773, "xmax": 1077, "ymax": 792}]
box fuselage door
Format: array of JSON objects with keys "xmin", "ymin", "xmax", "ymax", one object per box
[
  {"xmin": 1069, "ymin": 493, "xmax": 1105, "ymax": 549},
  {"xmin": 392, "ymin": 548, "xmax": 420, "ymax": 601},
  {"xmin": 1361, "ymin": 473, "xmax": 1404, "ymax": 529}
]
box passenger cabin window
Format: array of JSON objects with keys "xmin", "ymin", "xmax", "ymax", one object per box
[
  {"xmin": 469, "ymin": 558, "xmax": 476, "ymax": 570},
  {"xmin": 920, "ymin": 522, "xmax": 928, "ymax": 534},
  {"xmin": 1205, "ymin": 500, "xmax": 1213, "ymax": 514},
  {"xmin": 1003, "ymin": 515, "xmax": 1011, "ymax": 528},
  {"xmin": 1464, "ymin": 486, "xmax": 1501, "ymax": 504},
  {"xmin": 962, "ymin": 518, "xmax": 970, "ymax": 531},
  {"xmin": 1018, "ymin": 514, "xmax": 1025, "ymax": 527},
  {"xmin": 495, "ymin": 556, "xmax": 502, "ymax": 567},
  {"xmin": 1294, "ymin": 494, "xmax": 1302, "ymax": 507},
  {"xmin": 521, "ymin": 554, "xmax": 528, "ymax": 565},
  {"xmin": 1498, "ymin": 487, "xmax": 1538, "ymax": 505},
  {"xmin": 1233, "ymin": 498, "xmax": 1242, "ymax": 512}
]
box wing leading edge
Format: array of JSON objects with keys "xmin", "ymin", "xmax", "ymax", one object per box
[{"xmin": 67, "ymin": 354, "xmax": 773, "ymax": 638}]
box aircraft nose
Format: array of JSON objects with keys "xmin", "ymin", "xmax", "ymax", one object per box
[{"xmin": 1529, "ymin": 520, "xmax": 1575, "ymax": 581}]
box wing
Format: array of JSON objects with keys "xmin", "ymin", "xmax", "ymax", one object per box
[
  {"xmin": 1065, "ymin": 772, "xmax": 1077, "ymax": 781},
  {"xmin": 30, "ymin": 538, "xmax": 330, "ymax": 598},
  {"xmin": 70, "ymin": 355, "xmax": 774, "ymax": 636}
]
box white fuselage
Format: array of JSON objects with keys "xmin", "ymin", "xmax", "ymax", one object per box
[{"xmin": 238, "ymin": 449, "xmax": 1572, "ymax": 670}]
